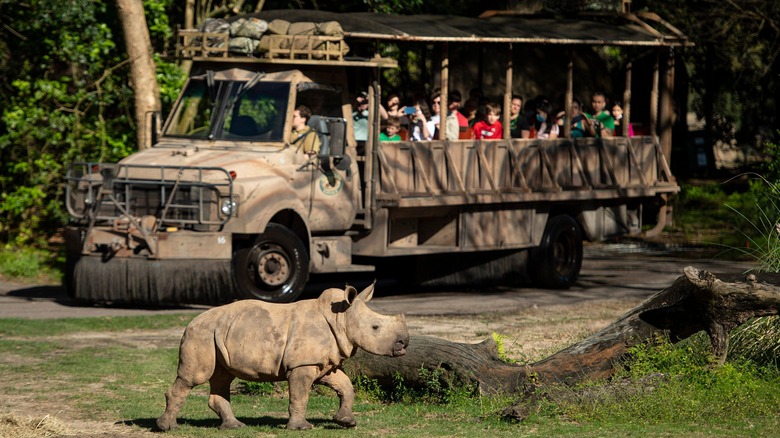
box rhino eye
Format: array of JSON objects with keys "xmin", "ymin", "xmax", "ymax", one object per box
[{"xmin": 372, "ymin": 324, "xmax": 380, "ymax": 331}]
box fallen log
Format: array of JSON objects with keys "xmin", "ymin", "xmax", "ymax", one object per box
[{"xmin": 344, "ymin": 267, "xmax": 780, "ymax": 395}]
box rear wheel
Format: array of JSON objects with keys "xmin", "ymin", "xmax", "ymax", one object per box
[
  {"xmin": 530, "ymin": 215, "xmax": 583, "ymax": 289},
  {"xmin": 233, "ymin": 224, "xmax": 309, "ymax": 302}
]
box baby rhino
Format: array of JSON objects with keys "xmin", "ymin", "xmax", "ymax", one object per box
[{"xmin": 156, "ymin": 283, "xmax": 408, "ymax": 431}]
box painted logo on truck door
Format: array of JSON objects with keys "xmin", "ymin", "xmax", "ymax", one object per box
[{"xmin": 318, "ymin": 173, "xmax": 343, "ymax": 196}]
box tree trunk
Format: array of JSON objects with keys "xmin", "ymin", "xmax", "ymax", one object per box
[
  {"xmin": 116, "ymin": 0, "xmax": 161, "ymax": 150},
  {"xmin": 345, "ymin": 267, "xmax": 780, "ymax": 396}
]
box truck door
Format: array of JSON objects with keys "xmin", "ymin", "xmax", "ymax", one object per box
[{"xmin": 295, "ymin": 86, "xmax": 356, "ymax": 232}]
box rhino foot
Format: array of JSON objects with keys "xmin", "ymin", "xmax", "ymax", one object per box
[
  {"xmin": 155, "ymin": 416, "xmax": 177, "ymax": 431},
  {"xmin": 287, "ymin": 418, "xmax": 314, "ymax": 430},
  {"xmin": 218, "ymin": 419, "xmax": 246, "ymax": 430},
  {"xmin": 333, "ymin": 414, "xmax": 357, "ymax": 428}
]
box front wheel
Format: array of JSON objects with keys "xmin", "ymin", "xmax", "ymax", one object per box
[
  {"xmin": 530, "ymin": 215, "xmax": 583, "ymax": 289},
  {"xmin": 233, "ymin": 224, "xmax": 309, "ymax": 302}
]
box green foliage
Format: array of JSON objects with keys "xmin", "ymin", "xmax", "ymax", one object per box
[
  {"xmin": 723, "ymin": 179, "xmax": 780, "ymax": 271},
  {"xmin": 0, "ymin": 0, "xmax": 185, "ymax": 248},
  {"xmin": 354, "ymin": 368, "xmax": 477, "ymax": 406},
  {"xmin": 362, "ymin": 0, "xmax": 424, "ymax": 14},
  {"xmin": 647, "ymin": 0, "xmax": 780, "ymax": 148},
  {"xmin": 492, "ymin": 332, "xmax": 517, "ymax": 364},
  {"xmin": 237, "ymin": 380, "xmax": 279, "ymax": 396},
  {"xmin": 0, "ymin": 1, "xmax": 132, "ymax": 246},
  {"xmin": 0, "ymin": 246, "xmax": 62, "ymax": 283},
  {"xmin": 730, "ymin": 316, "xmax": 780, "ymax": 368},
  {"xmin": 669, "ymin": 180, "xmax": 771, "ymax": 249},
  {"xmin": 551, "ymin": 335, "xmax": 780, "ymax": 427}
]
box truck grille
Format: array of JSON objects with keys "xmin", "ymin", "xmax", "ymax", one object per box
[{"xmin": 67, "ymin": 163, "xmax": 233, "ymax": 228}]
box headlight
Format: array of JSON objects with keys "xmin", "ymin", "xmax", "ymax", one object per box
[{"xmin": 221, "ymin": 199, "xmax": 236, "ymax": 216}]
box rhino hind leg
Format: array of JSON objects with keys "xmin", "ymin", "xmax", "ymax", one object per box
[
  {"xmin": 287, "ymin": 366, "xmax": 319, "ymax": 430},
  {"xmin": 208, "ymin": 366, "xmax": 245, "ymax": 430},
  {"xmin": 319, "ymin": 369, "xmax": 356, "ymax": 428},
  {"xmin": 156, "ymin": 377, "xmax": 194, "ymax": 431}
]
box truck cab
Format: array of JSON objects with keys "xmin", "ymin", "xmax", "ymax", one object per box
[{"xmin": 66, "ymin": 60, "xmax": 387, "ymax": 303}]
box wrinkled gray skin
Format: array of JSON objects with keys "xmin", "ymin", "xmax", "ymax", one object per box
[{"xmin": 156, "ymin": 283, "xmax": 408, "ymax": 431}]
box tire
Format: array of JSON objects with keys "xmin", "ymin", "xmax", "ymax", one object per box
[
  {"xmin": 530, "ymin": 215, "xmax": 583, "ymax": 289},
  {"xmin": 233, "ymin": 224, "xmax": 309, "ymax": 302}
]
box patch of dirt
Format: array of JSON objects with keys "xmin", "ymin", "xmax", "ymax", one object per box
[{"xmin": 0, "ymin": 297, "xmax": 641, "ymax": 437}]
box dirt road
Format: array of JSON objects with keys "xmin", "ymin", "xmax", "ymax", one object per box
[{"xmin": 0, "ymin": 243, "xmax": 756, "ymax": 320}]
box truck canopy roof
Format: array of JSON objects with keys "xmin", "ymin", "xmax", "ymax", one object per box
[
  {"xmin": 252, "ymin": 9, "xmax": 690, "ymax": 47},
  {"xmin": 190, "ymin": 68, "xmax": 312, "ymax": 83}
]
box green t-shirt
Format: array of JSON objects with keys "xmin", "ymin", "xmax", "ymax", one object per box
[
  {"xmin": 380, "ymin": 132, "xmax": 401, "ymax": 141},
  {"xmin": 588, "ymin": 110, "xmax": 615, "ymax": 137}
]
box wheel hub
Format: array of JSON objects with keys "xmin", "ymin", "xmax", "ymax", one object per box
[{"xmin": 256, "ymin": 249, "xmax": 289, "ymax": 287}]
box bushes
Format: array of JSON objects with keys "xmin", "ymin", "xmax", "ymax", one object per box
[{"xmin": 0, "ymin": 0, "xmax": 184, "ymax": 249}]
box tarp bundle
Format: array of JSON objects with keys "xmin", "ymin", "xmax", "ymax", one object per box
[{"xmin": 199, "ymin": 17, "xmax": 348, "ymax": 57}]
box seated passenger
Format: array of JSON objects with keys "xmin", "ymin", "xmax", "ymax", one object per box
[
  {"xmin": 409, "ymin": 99, "xmax": 432, "ymax": 141},
  {"xmin": 379, "ymin": 116, "xmax": 402, "ymax": 141},
  {"xmin": 427, "ymin": 91, "xmax": 442, "ymax": 139},
  {"xmin": 533, "ymin": 100, "xmax": 559, "ymax": 139},
  {"xmin": 509, "ymin": 95, "xmax": 531, "ymax": 139},
  {"xmin": 379, "ymin": 93, "xmax": 402, "ymax": 120},
  {"xmin": 570, "ymin": 97, "xmax": 589, "ymax": 138},
  {"xmin": 290, "ymin": 105, "xmax": 320, "ymax": 155},
  {"xmin": 611, "ymin": 101, "xmax": 635, "ymax": 137},
  {"xmin": 472, "ymin": 102, "xmax": 502, "ymax": 140},
  {"xmin": 352, "ymin": 91, "xmax": 369, "ymax": 142},
  {"xmin": 586, "ymin": 91, "xmax": 615, "ymax": 138}
]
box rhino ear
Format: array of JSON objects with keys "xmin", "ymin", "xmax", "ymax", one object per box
[
  {"xmin": 345, "ymin": 285, "xmax": 358, "ymax": 305},
  {"xmin": 356, "ymin": 281, "xmax": 376, "ymax": 303}
]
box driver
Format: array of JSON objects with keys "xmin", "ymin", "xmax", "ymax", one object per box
[{"xmin": 290, "ymin": 105, "xmax": 320, "ymax": 155}]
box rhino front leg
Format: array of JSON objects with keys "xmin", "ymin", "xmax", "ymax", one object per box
[
  {"xmin": 208, "ymin": 365, "xmax": 245, "ymax": 430},
  {"xmin": 286, "ymin": 366, "xmax": 319, "ymax": 430},
  {"xmin": 156, "ymin": 377, "xmax": 194, "ymax": 431},
  {"xmin": 318, "ymin": 369, "xmax": 356, "ymax": 428}
]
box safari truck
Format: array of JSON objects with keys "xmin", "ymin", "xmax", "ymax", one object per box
[{"xmin": 65, "ymin": 9, "xmax": 689, "ymax": 305}]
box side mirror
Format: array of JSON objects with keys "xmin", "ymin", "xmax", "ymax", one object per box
[{"xmin": 309, "ymin": 116, "xmax": 347, "ymax": 159}]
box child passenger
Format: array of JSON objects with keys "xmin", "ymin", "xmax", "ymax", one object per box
[
  {"xmin": 472, "ymin": 103, "xmax": 502, "ymax": 140},
  {"xmin": 379, "ymin": 116, "xmax": 402, "ymax": 141}
]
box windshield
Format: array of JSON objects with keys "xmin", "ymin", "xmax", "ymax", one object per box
[{"xmin": 164, "ymin": 78, "xmax": 290, "ymax": 142}]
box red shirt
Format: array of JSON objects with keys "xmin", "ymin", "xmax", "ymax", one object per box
[
  {"xmin": 473, "ymin": 120, "xmax": 503, "ymax": 140},
  {"xmin": 455, "ymin": 111, "xmax": 468, "ymax": 127}
]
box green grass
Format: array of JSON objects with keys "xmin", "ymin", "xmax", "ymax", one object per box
[
  {"xmin": 1, "ymin": 315, "xmax": 779, "ymax": 437},
  {"xmin": 0, "ymin": 314, "xmax": 196, "ymax": 337}
]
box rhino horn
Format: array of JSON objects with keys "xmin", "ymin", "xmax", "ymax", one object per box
[{"xmin": 356, "ymin": 281, "xmax": 376, "ymax": 303}]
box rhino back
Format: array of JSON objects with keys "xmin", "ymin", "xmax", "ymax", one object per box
[{"xmin": 202, "ymin": 300, "xmax": 344, "ymax": 379}]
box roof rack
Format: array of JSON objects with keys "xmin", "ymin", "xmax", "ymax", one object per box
[{"xmin": 175, "ymin": 29, "xmax": 398, "ymax": 68}]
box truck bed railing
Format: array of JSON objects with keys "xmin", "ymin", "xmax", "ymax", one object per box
[
  {"xmin": 66, "ymin": 163, "xmax": 234, "ymax": 227},
  {"xmin": 374, "ymin": 136, "xmax": 677, "ymax": 205}
]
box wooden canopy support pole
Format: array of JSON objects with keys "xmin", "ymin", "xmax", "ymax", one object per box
[
  {"xmin": 504, "ymin": 44, "xmax": 513, "ymax": 139},
  {"xmin": 623, "ymin": 62, "xmax": 632, "ymax": 137},
  {"xmin": 659, "ymin": 47, "xmax": 675, "ymax": 163},
  {"xmin": 439, "ymin": 42, "xmax": 449, "ymax": 141},
  {"xmin": 650, "ymin": 50, "xmax": 659, "ymax": 139},
  {"xmin": 564, "ymin": 51, "xmax": 574, "ymax": 138}
]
